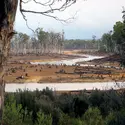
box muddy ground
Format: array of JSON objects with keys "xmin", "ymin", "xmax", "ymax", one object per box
[
  {"xmin": 4, "ymin": 51, "xmax": 125, "ymax": 83},
  {"xmin": 8, "ymin": 53, "xmax": 86, "ymax": 63},
  {"xmin": 77, "ymin": 54, "xmax": 121, "ymax": 67}
]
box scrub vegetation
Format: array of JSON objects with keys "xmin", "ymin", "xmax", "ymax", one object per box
[{"xmin": 3, "ymin": 88, "xmax": 125, "ymax": 125}]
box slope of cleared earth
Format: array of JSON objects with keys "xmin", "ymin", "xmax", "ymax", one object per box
[{"xmin": 4, "ymin": 53, "xmax": 125, "ymax": 83}]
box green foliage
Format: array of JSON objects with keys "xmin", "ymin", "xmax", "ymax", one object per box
[
  {"xmin": 18, "ymin": 32, "xmax": 29, "ymax": 43},
  {"xmin": 11, "ymin": 68, "xmax": 16, "ymax": 73},
  {"xmin": 112, "ymin": 21, "xmax": 125, "ymax": 45},
  {"xmin": 3, "ymin": 95, "xmax": 23, "ymax": 125},
  {"xmin": 112, "ymin": 21, "xmax": 125, "ymax": 65},
  {"xmin": 64, "ymin": 39, "xmax": 98, "ymax": 50},
  {"xmin": 59, "ymin": 113, "xmax": 83, "ymax": 125},
  {"xmin": 89, "ymin": 89, "xmax": 123, "ymax": 116},
  {"xmin": 56, "ymin": 93, "xmax": 75, "ymax": 115},
  {"xmin": 52, "ymin": 108, "xmax": 62, "ymax": 125},
  {"xmin": 35, "ymin": 111, "xmax": 52, "ymax": 125},
  {"xmin": 73, "ymin": 97, "xmax": 88, "ymax": 117},
  {"xmin": 3, "ymin": 89, "xmax": 125, "ymax": 125},
  {"xmin": 36, "ymin": 28, "xmax": 48, "ymax": 43},
  {"xmin": 99, "ymin": 14, "xmax": 125, "ymax": 65},
  {"xmin": 42, "ymin": 87, "xmax": 55, "ymax": 101},
  {"xmin": 82, "ymin": 107, "xmax": 103, "ymax": 125},
  {"xmin": 105, "ymin": 110, "xmax": 125, "ymax": 125},
  {"xmin": 100, "ymin": 33, "xmax": 114, "ymax": 52}
]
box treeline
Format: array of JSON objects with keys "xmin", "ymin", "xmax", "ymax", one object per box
[
  {"xmin": 99, "ymin": 21, "xmax": 125, "ymax": 53},
  {"xmin": 3, "ymin": 88, "xmax": 125, "ymax": 125},
  {"xmin": 99, "ymin": 11, "xmax": 125, "ymax": 65},
  {"xmin": 64, "ymin": 39, "xmax": 98, "ymax": 50},
  {"xmin": 10, "ymin": 28, "xmax": 64, "ymax": 55},
  {"xmin": 10, "ymin": 31, "xmax": 99, "ymax": 55}
]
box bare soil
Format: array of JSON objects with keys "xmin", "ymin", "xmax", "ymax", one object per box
[
  {"xmin": 4, "ymin": 53, "xmax": 125, "ymax": 83},
  {"xmin": 8, "ymin": 53, "xmax": 86, "ymax": 63},
  {"xmin": 77, "ymin": 54, "xmax": 121, "ymax": 67},
  {"xmin": 74, "ymin": 50, "xmax": 110, "ymax": 56}
]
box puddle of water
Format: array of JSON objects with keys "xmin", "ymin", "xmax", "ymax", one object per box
[
  {"xmin": 5, "ymin": 82, "xmax": 124, "ymax": 92},
  {"xmin": 6, "ymin": 54, "xmax": 124, "ymax": 92},
  {"xmin": 30, "ymin": 55, "xmax": 103, "ymax": 65}
]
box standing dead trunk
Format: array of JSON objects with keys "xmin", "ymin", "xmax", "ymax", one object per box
[
  {"xmin": 0, "ymin": 27, "xmax": 15, "ymax": 124},
  {"xmin": 0, "ymin": 0, "xmax": 18, "ymax": 123}
]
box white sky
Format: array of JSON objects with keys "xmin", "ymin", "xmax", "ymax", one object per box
[{"xmin": 14, "ymin": 0, "xmax": 125, "ymax": 39}]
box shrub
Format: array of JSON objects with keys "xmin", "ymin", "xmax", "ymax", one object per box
[
  {"xmin": 73, "ymin": 97, "xmax": 88, "ymax": 117},
  {"xmin": 3, "ymin": 95, "xmax": 23, "ymax": 125},
  {"xmin": 105, "ymin": 109, "xmax": 125, "ymax": 125},
  {"xmin": 82, "ymin": 107, "xmax": 103, "ymax": 125},
  {"xmin": 59, "ymin": 113, "xmax": 83, "ymax": 125},
  {"xmin": 12, "ymin": 68, "xmax": 16, "ymax": 73},
  {"xmin": 35, "ymin": 111, "xmax": 52, "ymax": 125}
]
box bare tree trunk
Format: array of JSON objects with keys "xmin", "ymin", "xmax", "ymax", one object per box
[
  {"xmin": 0, "ymin": 29, "xmax": 11, "ymax": 124},
  {"xmin": 0, "ymin": 0, "xmax": 18, "ymax": 123}
]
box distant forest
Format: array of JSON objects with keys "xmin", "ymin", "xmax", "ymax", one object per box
[{"xmin": 64, "ymin": 39, "xmax": 98, "ymax": 50}]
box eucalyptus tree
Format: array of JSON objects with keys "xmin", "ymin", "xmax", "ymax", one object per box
[
  {"xmin": 112, "ymin": 10, "xmax": 125, "ymax": 65},
  {"xmin": 0, "ymin": 0, "xmax": 77, "ymax": 122},
  {"xmin": 35, "ymin": 29, "xmax": 64, "ymax": 54},
  {"xmin": 10, "ymin": 33, "xmax": 19, "ymax": 55},
  {"xmin": 10, "ymin": 30, "xmax": 65, "ymax": 54},
  {"xmin": 56, "ymin": 32, "xmax": 64, "ymax": 54},
  {"xmin": 36, "ymin": 28, "xmax": 48, "ymax": 53},
  {"xmin": 18, "ymin": 32, "xmax": 29, "ymax": 54},
  {"xmin": 10, "ymin": 32, "xmax": 29, "ymax": 55},
  {"xmin": 31, "ymin": 36, "xmax": 39, "ymax": 54},
  {"xmin": 101, "ymin": 33, "xmax": 114, "ymax": 52}
]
